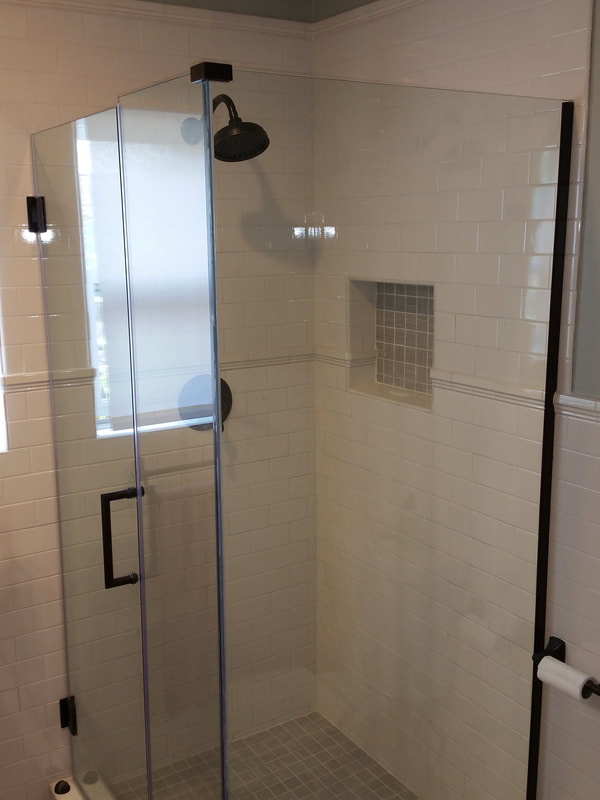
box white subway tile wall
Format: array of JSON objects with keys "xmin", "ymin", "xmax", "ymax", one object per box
[
  {"xmin": 140, "ymin": 427, "xmax": 223, "ymax": 774},
  {"xmin": 312, "ymin": 0, "xmax": 591, "ymax": 394},
  {"xmin": 214, "ymin": 69, "xmax": 317, "ymax": 741},
  {"xmin": 312, "ymin": 3, "xmax": 595, "ymax": 799},
  {"xmin": 0, "ymin": 1, "xmax": 597, "ymax": 799},
  {"xmin": 221, "ymin": 360, "xmax": 317, "ymax": 739},
  {"xmin": 540, "ymin": 405, "xmax": 600, "ymax": 800},
  {"xmin": 310, "ymin": 76, "xmax": 564, "ymax": 798}
]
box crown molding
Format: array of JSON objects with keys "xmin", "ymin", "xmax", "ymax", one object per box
[
  {"xmin": 312, "ymin": 0, "xmax": 423, "ymax": 36},
  {"xmin": 6, "ymin": 0, "xmax": 423, "ymax": 37},
  {"xmin": 1, "ymin": 0, "xmax": 310, "ymax": 36}
]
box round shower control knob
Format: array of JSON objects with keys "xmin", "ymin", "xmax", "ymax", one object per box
[{"xmin": 53, "ymin": 780, "xmax": 71, "ymax": 794}]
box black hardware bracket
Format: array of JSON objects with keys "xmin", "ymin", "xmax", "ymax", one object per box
[
  {"xmin": 220, "ymin": 378, "xmax": 233, "ymax": 431},
  {"xmin": 26, "ymin": 195, "xmax": 47, "ymax": 233},
  {"xmin": 190, "ymin": 61, "xmax": 233, "ymax": 83},
  {"xmin": 59, "ymin": 695, "xmax": 77, "ymax": 736},
  {"xmin": 582, "ymin": 678, "xmax": 600, "ymax": 699},
  {"xmin": 533, "ymin": 635, "xmax": 566, "ymax": 667}
]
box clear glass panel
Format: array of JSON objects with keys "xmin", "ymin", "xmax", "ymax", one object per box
[
  {"xmin": 33, "ymin": 111, "xmax": 148, "ymax": 798},
  {"xmin": 32, "ymin": 63, "xmax": 565, "ymax": 800},
  {"xmin": 216, "ymin": 71, "xmax": 564, "ymax": 800},
  {"xmin": 118, "ymin": 75, "xmax": 224, "ymax": 796}
]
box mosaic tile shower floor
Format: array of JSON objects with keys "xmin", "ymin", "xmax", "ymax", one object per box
[{"xmin": 112, "ymin": 712, "xmax": 417, "ymax": 800}]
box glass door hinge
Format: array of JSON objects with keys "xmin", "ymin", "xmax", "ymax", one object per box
[
  {"xmin": 59, "ymin": 695, "xmax": 77, "ymax": 736},
  {"xmin": 26, "ymin": 195, "xmax": 47, "ymax": 233}
]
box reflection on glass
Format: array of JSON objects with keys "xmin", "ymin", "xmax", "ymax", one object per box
[
  {"xmin": 32, "ymin": 110, "xmax": 148, "ymax": 798},
  {"xmin": 119, "ymin": 97, "xmax": 212, "ymax": 431},
  {"xmin": 75, "ymin": 114, "xmax": 126, "ymax": 431},
  {"xmin": 74, "ymin": 107, "xmax": 213, "ymax": 436}
]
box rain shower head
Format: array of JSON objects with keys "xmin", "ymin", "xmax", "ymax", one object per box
[{"xmin": 212, "ymin": 93, "xmax": 270, "ymax": 162}]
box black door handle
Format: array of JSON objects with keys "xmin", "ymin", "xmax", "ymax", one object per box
[{"xmin": 100, "ymin": 486, "xmax": 143, "ymax": 589}]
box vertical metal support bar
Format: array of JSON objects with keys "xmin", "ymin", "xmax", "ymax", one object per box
[
  {"xmin": 526, "ymin": 100, "xmax": 574, "ymax": 800},
  {"xmin": 199, "ymin": 73, "xmax": 230, "ymax": 800}
]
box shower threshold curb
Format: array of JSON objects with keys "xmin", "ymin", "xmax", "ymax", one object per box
[{"xmin": 49, "ymin": 774, "xmax": 117, "ymax": 800}]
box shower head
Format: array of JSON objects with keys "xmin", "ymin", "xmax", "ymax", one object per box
[{"xmin": 212, "ymin": 93, "xmax": 270, "ymax": 162}]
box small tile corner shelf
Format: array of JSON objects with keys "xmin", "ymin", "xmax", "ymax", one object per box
[{"xmin": 348, "ymin": 280, "xmax": 434, "ymax": 410}]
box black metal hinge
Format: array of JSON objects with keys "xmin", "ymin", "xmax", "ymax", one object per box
[
  {"xmin": 26, "ymin": 195, "xmax": 47, "ymax": 233},
  {"xmin": 59, "ymin": 695, "xmax": 77, "ymax": 736}
]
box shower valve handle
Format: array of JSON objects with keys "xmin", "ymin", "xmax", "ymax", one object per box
[{"xmin": 100, "ymin": 486, "xmax": 144, "ymax": 589}]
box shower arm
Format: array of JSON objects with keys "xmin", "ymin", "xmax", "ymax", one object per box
[{"xmin": 213, "ymin": 93, "xmax": 241, "ymax": 122}]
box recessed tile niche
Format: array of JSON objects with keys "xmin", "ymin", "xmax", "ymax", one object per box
[
  {"xmin": 376, "ymin": 282, "xmax": 433, "ymax": 393},
  {"xmin": 348, "ymin": 280, "xmax": 434, "ymax": 408}
]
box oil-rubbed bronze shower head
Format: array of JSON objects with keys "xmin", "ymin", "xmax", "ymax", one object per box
[{"xmin": 212, "ymin": 93, "xmax": 270, "ymax": 162}]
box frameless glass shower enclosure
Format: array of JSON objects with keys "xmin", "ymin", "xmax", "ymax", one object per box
[
  {"xmin": 33, "ymin": 66, "xmax": 569, "ymax": 800},
  {"xmin": 33, "ymin": 72, "xmax": 224, "ymax": 799}
]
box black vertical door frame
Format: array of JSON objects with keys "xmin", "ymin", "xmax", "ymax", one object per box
[{"xmin": 526, "ymin": 99, "xmax": 574, "ymax": 800}]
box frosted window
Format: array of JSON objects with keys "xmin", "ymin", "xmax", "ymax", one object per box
[{"xmin": 75, "ymin": 109, "xmax": 212, "ymax": 434}]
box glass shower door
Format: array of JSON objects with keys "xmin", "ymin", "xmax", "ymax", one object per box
[
  {"xmin": 33, "ymin": 75, "xmax": 224, "ymax": 799},
  {"xmin": 118, "ymin": 75, "xmax": 225, "ymax": 795},
  {"xmin": 33, "ymin": 110, "xmax": 150, "ymax": 797}
]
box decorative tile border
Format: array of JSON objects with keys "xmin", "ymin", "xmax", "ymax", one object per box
[{"xmin": 555, "ymin": 393, "xmax": 600, "ymax": 421}]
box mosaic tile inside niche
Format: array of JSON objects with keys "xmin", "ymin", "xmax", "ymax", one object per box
[
  {"xmin": 376, "ymin": 283, "xmax": 434, "ymax": 394},
  {"xmin": 111, "ymin": 712, "xmax": 417, "ymax": 800}
]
